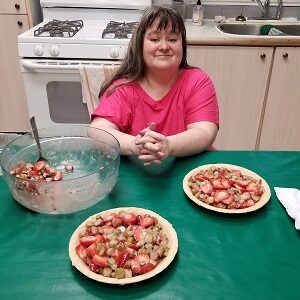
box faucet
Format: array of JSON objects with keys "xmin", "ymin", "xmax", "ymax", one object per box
[
  {"xmin": 275, "ymin": 0, "xmax": 283, "ymax": 20},
  {"xmin": 252, "ymin": 0, "xmax": 283, "ymax": 20},
  {"xmin": 255, "ymin": 0, "xmax": 270, "ymax": 19}
]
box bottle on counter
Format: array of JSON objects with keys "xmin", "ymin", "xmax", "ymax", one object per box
[{"xmin": 192, "ymin": 0, "xmax": 204, "ymax": 25}]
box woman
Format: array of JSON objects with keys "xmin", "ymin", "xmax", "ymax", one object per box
[{"xmin": 91, "ymin": 6, "xmax": 219, "ymax": 166}]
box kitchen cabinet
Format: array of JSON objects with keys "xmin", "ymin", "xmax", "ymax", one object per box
[
  {"xmin": 0, "ymin": 0, "xmax": 41, "ymax": 132},
  {"xmin": 258, "ymin": 47, "xmax": 300, "ymax": 150},
  {"xmin": 187, "ymin": 45, "xmax": 273, "ymax": 150}
]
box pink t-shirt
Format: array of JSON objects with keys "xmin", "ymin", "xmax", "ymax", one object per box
[{"xmin": 91, "ymin": 68, "xmax": 219, "ymax": 136}]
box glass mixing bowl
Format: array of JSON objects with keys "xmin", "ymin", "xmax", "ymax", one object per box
[{"xmin": 0, "ymin": 125, "xmax": 120, "ymax": 214}]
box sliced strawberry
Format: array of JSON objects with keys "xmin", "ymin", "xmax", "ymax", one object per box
[
  {"xmin": 240, "ymin": 201, "xmax": 249, "ymax": 209},
  {"xmin": 256, "ymin": 186, "xmax": 264, "ymax": 196},
  {"xmin": 245, "ymin": 182, "xmax": 258, "ymax": 193},
  {"xmin": 102, "ymin": 213, "xmax": 118, "ymax": 223},
  {"xmin": 139, "ymin": 263, "xmax": 155, "ymax": 274},
  {"xmin": 235, "ymin": 201, "xmax": 242, "ymax": 209},
  {"xmin": 33, "ymin": 161, "xmax": 45, "ymax": 171},
  {"xmin": 140, "ymin": 216, "xmax": 155, "ymax": 228},
  {"xmin": 89, "ymin": 263, "xmax": 100, "ymax": 273},
  {"xmin": 76, "ymin": 244, "xmax": 87, "ymax": 260},
  {"xmin": 219, "ymin": 169, "xmax": 229, "ymax": 178},
  {"xmin": 94, "ymin": 234, "xmax": 104, "ymax": 244},
  {"xmin": 222, "ymin": 194, "xmax": 234, "ymax": 205},
  {"xmin": 214, "ymin": 190, "xmax": 230, "ymax": 203},
  {"xmin": 200, "ymin": 182, "xmax": 213, "ymax": 194},
  {"xmin": 80, "ymin": 235, "xmax": 97, "ymax": 247},
  {"xmin": 131, "ymin": 264, "xmax": 141, "ymax": 274},
  {"xmin": 234, "ymin": 180, "xmax": 250, "ymax": 188},
  {"xmin": 136, "ymin": 215, "xmax": 143, "ymax": 225},
  {"xmin": 245, "ymin": 199, "xmax": 255, "ymax": 207},
  {"xmin": 133, "ymin": 226, "xmax": 145, "ymax": 241},
  {"xmin": 53, "ymin": 171, "xmax": 63, "ymax": 181},
  {"xmin": 212, "ymin": 179, "xmax": 225, "ymax": 189},
  {"xmin": 115, "ymin": 251, "xmax": 131, "ymax": 268},
  {"xmin": 25, "ymin": 182, "xmax": 36, "ymax": 191},
  {"xmin": 85, "ymin": 256, "xmax": 92, "ymax": 266},
  {"xmin": 195, "ymin": 174, "xmax": 211, "ymax": 181},
  {"xmin": 126, "ymin": 243, "xmax": 139, "ymax": 250},
  {"xmin": 120, "ymin": 212, "xmax": 137, "ymax": 225},
  {"xmin": 221, "ymin": 178, "xmax": 233, "ymax": 189},
  {"xmin": 233, "ymin": 184, "xmax": 245, "ymax": 192},
  {"xmin": 28, "ymin": 169, "xmax": 39, "ymax": 177},
  {"xmin": 92, "ymin": 255, "xmax": 109, "ymax": 267},
  {"xmin": 231, "ymin": 170, "xmax": 242, "ymax": 177},
  {"xmin": 86, "ymin": 243, "xmax": 98, "ymax": 258},
  {"xmin": 134, "ymin": 253, "xmax": 150, "ymax": 266}
]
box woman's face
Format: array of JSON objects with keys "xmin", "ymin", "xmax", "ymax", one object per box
[{"xmin": 143, "ymin": 18, "xmax": 183, "ymax": 73}]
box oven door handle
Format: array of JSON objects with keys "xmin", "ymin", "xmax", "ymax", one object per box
[
  {"xmin": 21, "ymin": 60, "xmax": 81, "ymax": 70},
  {"xmin": 21, "ymin": 60, "xmax": 118, "ymax": 71}
]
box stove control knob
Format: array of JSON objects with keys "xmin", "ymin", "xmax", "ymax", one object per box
[
  {"xmin": 34, "ymin": 44, "xmax": 44, "ymax": 56},
  {"xmin": 109, "ymin": 47, "xmax": 120, "ymax": 58},
  {"xmin": 50, "ymin": 45, "xmax": 59, "ymax": 57}
]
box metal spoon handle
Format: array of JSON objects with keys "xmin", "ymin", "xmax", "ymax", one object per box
[{"xmin": 30, "ymin": 116, "xmax": 43, "ymax": 158}]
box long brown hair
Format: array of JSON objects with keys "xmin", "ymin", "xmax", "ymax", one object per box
[{"xmin": 99, "ymin": 5, "xmax": 190, "ymax": 97}]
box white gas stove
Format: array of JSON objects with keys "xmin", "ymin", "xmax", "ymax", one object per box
[
  {"xmin": 18, "ymin": 0, "xmax": 152, "ymax": 129},
  {"xmin": 18, "ymin": 0, "xmax": 152, "ymax": 60}
]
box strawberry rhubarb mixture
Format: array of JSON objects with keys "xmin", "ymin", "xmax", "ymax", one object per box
[
  {"xmin": 76, "ymin": 211, "xmax": 169, "ymax": 279},
  {"xmin": 10, "ymin": 160, "xmax": 75, "ymax": 189},
  {"xmin": 10, "ymin": 161, "xmax": 63, "ymax": 182},
  {"xmin": 10, "ymin": 160, "xmax": 68, "ymax": 193},
  {"xmin": 188, "ymin": 166, "xmax": 265, "ymax": 209}
]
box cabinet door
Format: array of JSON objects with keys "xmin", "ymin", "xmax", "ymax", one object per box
[
  {"xmin": 258, "ymin": 47, "xmax": 300, "ymax": 150},
  {"xmin": 187, "ymin": 46, "xmax": 273, "ymax": 150},
  {"xmin": 0, "ymin": 14, "xmax": 30, "ymax": 132},
  {"xmin": 0, "ymin": 0, "xmax": 27, "ymax": 14}
]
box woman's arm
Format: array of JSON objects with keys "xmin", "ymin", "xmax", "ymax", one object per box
[
  {"xmin": 137, "ymin": 121, "xmax": 218, "ymax": 160},
  {"xmin": 168, "ymin": 121, "xmax": 218, "ymax": 156},
  {"xmin": 90, "ymin": 117, "xmax": 138, "ymax": 155}
]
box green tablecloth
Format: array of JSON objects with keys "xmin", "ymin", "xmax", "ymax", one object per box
[{"xmin": 0, "ymin": 151, "xmax": 300, "ymax": 300}]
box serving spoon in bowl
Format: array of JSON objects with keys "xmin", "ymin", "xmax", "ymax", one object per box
[{"xmin": 30, "ymin": 116, "xmax": 49, "ymax": 164}]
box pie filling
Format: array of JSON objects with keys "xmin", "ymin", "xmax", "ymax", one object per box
[
  {"xmin": 75, "ymin": 210, "xmax": 169, "ymax": 279},
  {"xmin": 187, "ymin": 166, "xmax": 265, "ymax": 209}
]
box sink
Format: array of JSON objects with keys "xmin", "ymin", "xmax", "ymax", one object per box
[
  {"xmin": 217, "ymin": 24, "xmax": 300, "ymax": 36},
  {"xmin": 275, "ymin": 25, "xmax": 300, "ymax": 35},
  {"xmin": 218, "ymin": 24, "xmax": 262, "ymax": 35}
]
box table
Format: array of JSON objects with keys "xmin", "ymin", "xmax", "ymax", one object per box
[{"xmin": 0, "ymin": 151, "xmax": 300, "ymax": 300}]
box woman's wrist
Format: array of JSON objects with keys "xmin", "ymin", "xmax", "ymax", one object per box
[{"xmin": 166, "ymin": 136, "xmax": 174, "ymax": 157}]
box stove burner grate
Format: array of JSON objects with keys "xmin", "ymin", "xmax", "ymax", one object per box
[
  {"xmin": 102, "ymin": 21, "xmax": 138, "ymax": 39},
  {"xmin": 34, "ymin": 19, "xmax": 83, "ymax": 37}
]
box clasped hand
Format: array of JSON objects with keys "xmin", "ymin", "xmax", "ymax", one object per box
[{"xmin": 134, "ymin": 122, "xmax": 170, "ymax": 166}]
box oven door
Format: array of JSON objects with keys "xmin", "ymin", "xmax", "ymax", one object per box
[{"xmin": 20, "ymin": 59, "xmax": 119, "ymax": 129}]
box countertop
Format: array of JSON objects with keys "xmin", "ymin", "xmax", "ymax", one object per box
[
  {"xmin": 0, "ymin": 151, "xmax": 300, "ymax": 299},
  {"xmin": 185, "ymin": 19, "xmax": 300, "ymax": 46}
]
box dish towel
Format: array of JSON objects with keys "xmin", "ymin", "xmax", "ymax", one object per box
[
  {"xmin": 274, "ymin": 187, "xmax": 300, "ymax": 230},
  {"xmin": 79, "ymin": 64, "xmax": 118, "ymax": 118}
]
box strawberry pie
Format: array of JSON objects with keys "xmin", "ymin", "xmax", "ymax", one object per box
[
  {"xmin": 69, "ymin": 207, "xmax": 178, "ymax": 284},
  {"xmin": 183, "ymin": 164, "xmax": 271, "ymax": 213}
]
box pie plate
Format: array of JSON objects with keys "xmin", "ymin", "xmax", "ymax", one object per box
[
  {"xmin": 183, "ymin": 163, "xmax": 271, "ymax": 214},
  {"xmin": 69, "ymin": 207, "xmax": 178, "ymax": 285}
]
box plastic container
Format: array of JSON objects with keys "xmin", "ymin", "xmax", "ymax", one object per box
[{"xmin": 192, "ymin": 0, "xmax": 204, "ymax": 25}]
